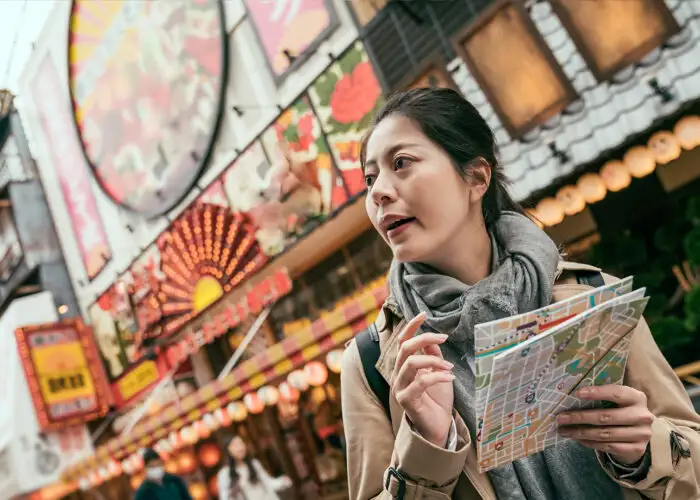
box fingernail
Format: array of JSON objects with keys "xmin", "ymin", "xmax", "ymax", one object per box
[
  {"xmin": 443, "ymin": 361, "xmax": 454, "ymax": 369},
  {"xmin": 577, "ymin": 388, "xmax": 591, "ymax": 398},
  {"xmin": 436, "ymin": 334, "xmax": 448, "ymax": 340},
  {"xmin": 557, "ymin": 414, "xmax": 570, "ymax": 424}
]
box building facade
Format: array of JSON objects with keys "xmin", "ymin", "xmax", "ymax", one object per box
[{"xmin": 15, "ymin": 0, "xmax": 700, "ymax": 498}]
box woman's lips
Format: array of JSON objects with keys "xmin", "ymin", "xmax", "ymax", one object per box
[{"xmin": 387, "ymin": 218, "xmax": 416, "ymax": 239}]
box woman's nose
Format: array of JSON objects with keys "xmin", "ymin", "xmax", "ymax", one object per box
[{"xmin": 370, "ymin": 172, "xmax": 397, "ymax": 206}]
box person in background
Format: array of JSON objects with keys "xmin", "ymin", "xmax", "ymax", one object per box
[
  {"xmin": 134, "ymin": 448, "xmax": 192, "ymax": 500},
  {"xmin": 217, "ymin": 435, "xmax": 292, "ymax": 500}
]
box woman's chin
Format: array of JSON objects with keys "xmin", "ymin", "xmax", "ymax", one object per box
[{"xmin": 391, "ymin": 243, "xmax": 426, "ymax": 263}]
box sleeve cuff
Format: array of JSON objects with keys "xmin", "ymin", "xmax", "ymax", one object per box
[
  {"xmin": 392, "ymin": 414, "xmax": 468, "ymax": 487},
  {"xmin": 603, "ymin": 446, "xmax": 651, "ymax": 482},
  {"xmin": 598, "ymin": 418, "xmax": 678, "ymax": 490},
  {"xmin": 446, "ymin": 418, "xmax": 458, "ymax": 451}
]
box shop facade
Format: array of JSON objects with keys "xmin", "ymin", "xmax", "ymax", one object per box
[{"xmin": 16, "ymin": 0, "xmax": 700, "ymax": 498}]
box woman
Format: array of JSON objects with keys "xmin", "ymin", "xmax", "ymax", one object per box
[
  {"xmin": 340, "ymin": 88, "xmax": 700, "ymax": 499},
  {"xmin": 217, "ymin": 436, "xmax": 292, "ymax": 500}
]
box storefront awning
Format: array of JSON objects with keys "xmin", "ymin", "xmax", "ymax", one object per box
[{"xmin": 63, "ymin": 280, "xmax": 388, "ymax": 481}]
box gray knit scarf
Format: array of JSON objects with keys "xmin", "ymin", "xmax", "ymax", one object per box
[{"xmin": 388, "ymin": 211, "xmax": 623, "ymax": 500}]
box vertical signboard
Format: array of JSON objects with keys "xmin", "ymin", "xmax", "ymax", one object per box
[{"xmin": 28, "ymin": 55, "xmax": 112, "ymax": 280}]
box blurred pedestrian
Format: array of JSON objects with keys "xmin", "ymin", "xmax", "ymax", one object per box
[
  {"xmin": 134, "ymin": 448, "xmax": 192, "ymax": 500},
  {"xmin": 217, "ymin": 435, "xmax": 291, "ymax": 500}
]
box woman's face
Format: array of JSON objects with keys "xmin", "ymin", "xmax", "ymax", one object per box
[
  {"xmin": 228, "ymin": 437, "xmax": 247, "ymax": 461},
  {"xmin": 364, "ymin": 114, "xmax": 486, "ymax": 264}
]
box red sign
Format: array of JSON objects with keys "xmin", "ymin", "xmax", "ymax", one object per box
[
  {"xmin": 15, "ymin": 319, "xmax": 112, "ymax": 432},
  {"xmin": 111, "ymin": 356, "xmax": 169, "ymax": 409},
  {"xmin": 166, "ymin": 268, "xmax": 293, "ymax": 366}
]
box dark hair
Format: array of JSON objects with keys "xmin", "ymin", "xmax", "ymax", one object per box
[
  {"xmin": 224, "ymin": 436, "xmax": 259, "ymax": 489},
  {"xmin": 360, "ymin": 87, "xmax": 523, "ymax": 227},
  {"xmin": 142, "ymin": 448, "xmax": 162, "ymax": 466}
]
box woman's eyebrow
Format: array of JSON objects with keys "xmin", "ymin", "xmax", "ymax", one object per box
[{"xmin": 365, "ymin": 142, "xmax": 421, "ymax": 169}]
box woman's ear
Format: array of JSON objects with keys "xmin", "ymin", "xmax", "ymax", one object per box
[{"xmin": 466, "ymin": 157, "xmax": 491, "ymax": 202}]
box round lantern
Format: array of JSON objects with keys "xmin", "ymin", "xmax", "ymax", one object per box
[
  {"xmin": 576, "ymin": 173, "xmax": 607, "ymax": 204},
  {"xmin": 600, "ymin": 160, "xmax": 631, "ymax": 192},
  {"xmin": 189, "ymin": 482, "xmax": 207, "ymax": 500},
  {"xmin": 98, "ymin": 466, "xmax": 109, "ymax": 482},
  {"xmin": 158, "ymin": 438, "xmax": 173, "ymax": 454},
  {"xmin": 178, "ymin": 451, "xmax": 197, "ymax": 474},
  {"xmin": 624, "ymin": 145, "xmax": 656, "ymax": 177},
  {"xmin": 227, "ymin": 401, "xmax": 248, "ymax": 422},
  {"xmin": 287, "ymin": 370, "xmax": 309, "ymax": 391},
  {"xmin": 304, "ymin": 361, "xmax": 329, "ymax": 387},
  {"xmin": 258, "ymin": 386, "xmax": 280, "ymax": 406},
  {"xmin": 165, "ymin": 458, "xmax": 179, "ymax": 474},
  {"xmin": 243, "ymin": 392, "xmax": 265, "ymax": 415},
  {"xmin": 674, "ymin": 115, "xmax": 700, "ymax": 150},
  {"xmin": 524, "ymin": 209, "xmax": 544, "ymax": 229},
  {"xmin": 107, "ymin": 460, "xmax": 121, "ymax": 477},
  {"xmin": 534, "ymin": 198, "xmax": 565, "ymax": 227},
  {"xmin": 79, "ymin": 478, "xmax": 91, "ymax": 491},
  {"xmin": 169, "ymin": 431, "xmax": 183, "ymax": 450},
  {"xmin": 122, "ymin": 459, "xmax": 133, "ymax": 476},
  {"xmin": 555, "ymin": 185, "xmax": 586, "ymax": 216},
  {"xmin": 176, "ymin": 382, "xmax": 195, "ymax": 398},
  {"xmin": 648, "ymin": 131, "xmax": 681, "ymax": 165},
  {"xmin": 198, "ymin": 443, "xmax": 222, "ymax": 468},
  {"xmin": 311, "ymin": 386, "xmax": 327, "ymax": 405},
  {"xmin": 131, "ymin": 453, "xmax": 144, "ymax": 472},
  {"xmin": 130, "ymin": 474, "xmax": 144, "ymax": 490},
  {"xmin": 214, "ymin": 407, "xmax": 231, "ymax": 427},
  {"xmin": 209, "ymin": 475, "xmax": 220, "ymax": 497},
  {"xmin": 279, "ymin": 381, "xmax": 300, "ymax": 403},
  {"xmin": 202, "ymin": 413, "xmax": 220, "ymax": 432},
  {"xmin": 194, "ymin": 420, "xmax": 211, "ymax": 440},
  {"xmin": 180, "ymin": 425, "xmax": 197, "ymax": 445},
  {"xmin": 90, "ymin": 471, "xmax": 102, "ymax": 487},
  {"xmin": 326, "ymin": 350, "xmax": 343, "ymax": 374}
]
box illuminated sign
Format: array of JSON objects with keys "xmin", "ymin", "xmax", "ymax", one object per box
[
  {"xmin": 111, "ymin": 357, "xmax": 168, "ymax": 409},
  {"xmin": 15, "ymin": 319, "xmax": 111, "ymax": 432}
]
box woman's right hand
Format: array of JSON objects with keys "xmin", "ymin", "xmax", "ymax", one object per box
[{"xmin": 390, "ymin": 313, "xmax": 455, "ymax": 447}]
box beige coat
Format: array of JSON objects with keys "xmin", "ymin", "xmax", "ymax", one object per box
[{"xmin": 341, "ymin": 262, "xmax": 700, "ymax": 499}]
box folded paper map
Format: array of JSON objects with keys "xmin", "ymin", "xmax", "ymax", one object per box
[{"xmin": 474, "ymin": 278, "xmax": 648, "ymax": 472}]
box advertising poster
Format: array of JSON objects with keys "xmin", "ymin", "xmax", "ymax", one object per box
[
  {"xmin": 28, "ymin": 55, "xmax": 112, "ymax": 280},
  {"xmin": 14, "ymin": 319, "xmax": 111, "ymax": 432},
  {"xmin": 68, "ymin": 0, "xmax": 227, "ymax": 216},
  {"xmin": 309, "ymin": 41, "xmax": 384, "ymax": 197},
  {"xmin": 245, "ymin": 0, "xmax": 338, "ymax": 80}
]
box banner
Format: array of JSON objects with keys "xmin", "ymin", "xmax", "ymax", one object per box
[
  {"xmin": 111, "ymin": 356, "xmax": 169, "ymax": 409},
  {"xmin": 245, "ymin": 0, "xmax": 338, "ymax": 81},
  {"xmin": 28, "ymin": 55, "xmax": 111, "ymax": 280},
  {"xmin": 15, "ymin": 319, "xmax": 112, "ymax": 432},
  {"xmin": 67, "ymin": 0, "xmax": 227, "ymax": 216}
]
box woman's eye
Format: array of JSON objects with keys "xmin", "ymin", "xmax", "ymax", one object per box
[
  {"xmin": 394, "ymin": 157, "xmax": 411, "ymax": 170},
  {"xmin": 364, "ymin": 175, "xmax": 375, "ymax": 187}
]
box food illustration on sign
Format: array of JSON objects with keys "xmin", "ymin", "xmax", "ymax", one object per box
[{"xmin": 309, "ymin": 42, "xmax": 384, "ymax": 197}]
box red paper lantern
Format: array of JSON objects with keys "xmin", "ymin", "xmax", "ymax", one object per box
[
  {"xmin": 243, "ymin": 392, "xmax": 265, "ymax": 414},
  {"xmin": 178, "ymin": 451, "xmax": 197, "ymax": 474},
  {"xmin": 279, "ymin": 382, "xmax": 300, "ymax": 403},
  {"xmin": 194, "ymin": 420, "xmax": 211, "ymax": 440},
  {"xmin": 189, "ymin": 482, "xmax": 207, "ymax": 500},
  {"xmin": 198, "ymin": 443, "xmax": 222, "ymax": 468},
  {"xmin": 304, "ymin": 361, "xmax": 328, "ymax": 387}
]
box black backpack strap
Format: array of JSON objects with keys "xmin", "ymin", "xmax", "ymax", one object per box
[
  {"xmin": 356, "ymin": 323, "xmax": 392, "ymax": 421},
  {"xmin": 575, "ymin": 269, "xmax": 605, "ymax": 288}
]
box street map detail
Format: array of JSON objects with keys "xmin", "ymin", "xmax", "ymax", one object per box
[{"xmin": 473, "ymin": 278, "xmax": 649, "ymax": 472}]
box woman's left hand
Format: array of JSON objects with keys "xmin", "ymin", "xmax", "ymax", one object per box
[{"xmin": 556, "ymin": 384, "xmax": 655, "ymax": 465}]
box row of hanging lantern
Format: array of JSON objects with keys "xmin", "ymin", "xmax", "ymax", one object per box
[
  {"xmin": 79, "ymin": 349, "xmax": 345, "ymax": 488},
  {"xmin": 530, "ymin": 115, "xmax": 700, "ymax": 227}
]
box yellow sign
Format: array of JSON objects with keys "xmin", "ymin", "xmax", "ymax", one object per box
[
  {"xmin": 117, "ymin": 360, "xmax": 159, "ymax": 403},
  {"xmin": 31, "ymin": 341, "xmax": 96, "ymax": 406}
]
